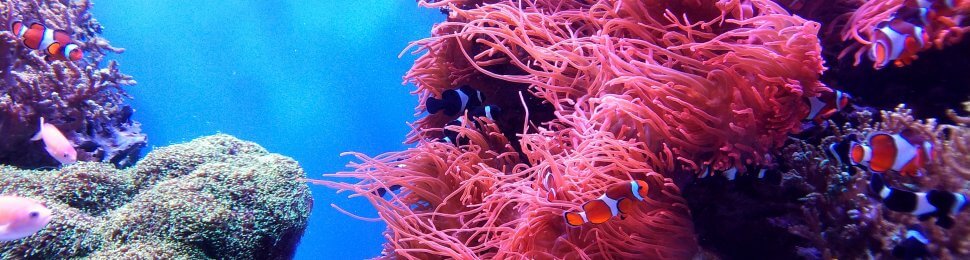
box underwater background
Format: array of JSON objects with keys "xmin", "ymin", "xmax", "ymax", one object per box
[
  {"xmin": 93, "ymin": 1, "xmax": 441, "ymax": 259},
  {"xmin": 2, "ymin": 0, "xmax": 970, "ymax": 259}
]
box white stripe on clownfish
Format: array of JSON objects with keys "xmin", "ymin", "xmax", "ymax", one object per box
[
  {"xmin": 456, "ymin": 88, "xmax": 470, "ymax": 112},
  {"xmin": 16, "ymin": 24, "xmax": 27, "ymax": 38},
  {"xmin": 630, "ymin": 180, "xmax": 645, "ymax": 201},
  {"xmin": 804, "ymin": 90, "xmax": 851, "ymax": 123},
  {"xmin": 38, "ymin": 28, "xmax": 55, "ymax": 54},
  {"xmin": 484, "ymin": 105, "xmax": 494, "ymax": 120},
  {"xmin": 913, "ymin": 192, "xmax": 935, "ymax": 216},
  {"xmin": 875, "ymin": 25, "xmax": 908, "ymax": 62},
  {"xmin": 699, "ymin": 166, "xmax": 711, "ymax": 178},
  {"xmin": 723, "ymin": 167, "xmax": 738, "ymax": 180},
  {"xmin": 599, "ymin": 194, "xmax": 620, "ymax": 216},
  {"xmin": 542, "ymin": 171, "xmax": 557, "ymax": 199},
  {"xmin": 917, "ymin": 8, "xmax": 930, "ymax": 25},
  {"xmin": 954, "ymin": 193, "xmax": 967, "ymax": 215},
  {"xmin": 806, "ymin": 96, "xmax": 828, "ymax": 121},
  {"xmin": 914, "ymin": 26, "xmax": 926, "ymax": 46},
  {"xmin": 887, "ymin": 133, "xmax": 919, "ymax": 172},
  {"xmin": 906, "ymin": 227, "xmax": 930, "ymax": 244},
  {"xmin": 850, "ymin": 140, "xmax": 873, "ymax": 167},
  {"xmin": 63, "ymin": 44, "xmax": 79, "ymax": 58}
]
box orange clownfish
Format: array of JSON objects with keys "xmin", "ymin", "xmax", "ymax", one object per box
[
  {"xmin": 849, "ymin": 131, "xmax": 934, "ymax": 176},
  {"xmin": 10, "ymin": 21, "xmax": 83, "ymax": 62},
  {"xmin": 804, "ymin": 90, "xmax": 851, "ymax": 124},
  {"xmin": 869, "ymin": 19, "xmax": 929, "ymax": 69},
  {"xmin": 564, "ymin": 180, "xmax": 649, "ymax": 226}
]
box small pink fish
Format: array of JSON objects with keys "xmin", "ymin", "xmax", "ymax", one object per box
[
  {"xmin": 30, "ymin": 117, "xmax": 76, "ymax": 165},
  {"xmin": 0, "ymin": 196, "xmax": 53, "ymax": 241}
]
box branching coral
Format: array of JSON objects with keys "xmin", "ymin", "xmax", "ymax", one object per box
[
  {"xmin": 839, "ymin": 106, "xmax": 970, "ymax": 257},
  {"xmin": 682, "ymin": 104, "xmax": 970, "ymax": 259},
  {"xmin": 0, "ymin": 0, "xmax": 144, "ymax": 168}
]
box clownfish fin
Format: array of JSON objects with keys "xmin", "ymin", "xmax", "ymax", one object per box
[
  {"xmin": 564, "ymin": 212, "xmax": 585, "ymax": 227},
  {"xmin": 30, "ymin": 117, "xmax": 45, "ymax": 141},
  {"xmin": 52, "ymin": 29, "xmax": 72, "ymax": 44},
  {"xmin": 29, "ymin": 22, "xmax": 44, "ymax": 31},
  {"xmin": 10, "ymin": 21, "xmax": 22, "ymax": 34},
  {"xmin": 46, "ymin": 42, "xmax": 62, "ymax": 56}
]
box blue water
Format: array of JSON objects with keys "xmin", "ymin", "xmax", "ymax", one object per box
[{"xmin": 93, "ymin": 2, "xmax": 442, "ymax": 259}]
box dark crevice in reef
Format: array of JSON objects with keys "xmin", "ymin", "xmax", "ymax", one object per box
[{"xmin": 684, "ymin": 172, "xmax": 807, "ymax": 260}]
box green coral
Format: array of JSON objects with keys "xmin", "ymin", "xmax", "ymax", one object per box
[{"xmin": 0, "ymin": 134, "xmax": 312, "ymax": 259}]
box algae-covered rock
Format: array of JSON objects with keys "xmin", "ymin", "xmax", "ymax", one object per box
[
  {"xmin": 0, "ymin": 134, "xmax": 312, "ymax": 259},
  {"xmin": 88, "ymin": 240, "xmax": 208, "ymax": 260}
]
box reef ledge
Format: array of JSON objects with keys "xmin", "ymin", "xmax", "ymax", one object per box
[{"xmin": 0, "ymin": 134, "xmax": 313, "ymax": 259}]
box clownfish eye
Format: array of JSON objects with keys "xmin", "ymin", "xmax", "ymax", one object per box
[{"xmin": 29, "ymin": 211, "xmax": 39, "ymax": 218}]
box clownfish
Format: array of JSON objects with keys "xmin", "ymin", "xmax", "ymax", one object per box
[
  {"xmin": 441, "ymin": 118, "xmax": 465, "ymax": 145},
  {"xmin": 804, "ymin": 90, "xmax": 851, "ymax": 124},
  {"xmin": 869, "ymin": 19, "xmax": 929, "ymax": 69},
  {"xmin": 440, "ymin": 105, "xmax": 502, "ymax": 145},
  {"xmin": 470, "ymin": 105, "xmax": 502, "ymax": 121},
  {"xmin": 374, "ymin": 185, "xmax": 402, "ymax": 197},
  {"xmin": 827, "ymin": 134, "xmax": 855, "ymax": 167},
  {"xmin": 31, "ymin": 117, "xmax": 77, "ymax": 165},
  {"xmin": 870, "ymin": 173, "xmax": 967, "ymax": 228},
  {"xmin": 696, "ymin": 164, "xmax": 780, "ymax": 183},
  {"xmin": 698, "ymin": 166, "xmax": 740, "ymax": 180},
  {"xmin": 540, "ymin": 171, "xmax": 559, "ymax": 201},
  {"xmin": 892, "ymin": 224, "xmax": 931, "ymax": 260},
  {"xmin": 10, "ymin": 21, "xmax": 83, "ymax": 62},
  {"xmin": 426, "ymin": 85, "xmax": 485, "ymax": 117},
  {"xmin": 0, "ymin": 196, "xmax": 53, "ymax": 241},
  {"xmin": 564, "ymin": 180, "xmax": 649, "ymax": 226},
  {"xmin": 849, "ymin": 130, "xmax": 933, "ymax": 176},
  {"xmin": 897, "ymin": 5, "xmax": 933, "ymax": 27}
]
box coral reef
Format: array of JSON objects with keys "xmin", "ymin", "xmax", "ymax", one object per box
[
  {"xmin": 685, "ymin": 106, "xmax": 970, "ymax": 259},
  {"xmin": 0, "ymin": 0, "xmax": 145, "ymax": 168},
  {"xmin": 316, "ymin": 0, "xmax": 833, "ymax": 258},
  {"xmin": 0, "ymin": 134, "xmax": 313, "ymax": 259},
  {"xmin": 306, "ymin": 0, "xmax": 970, "ymax": 259}
]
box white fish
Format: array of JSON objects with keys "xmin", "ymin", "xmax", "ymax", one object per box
[
  {"xmin": 30, "ymin": 117, "xmax": 77, "ymax": 165},
  {"xmin": 0, "ymin": 196, "xmax": 53, "ymax": 241}
]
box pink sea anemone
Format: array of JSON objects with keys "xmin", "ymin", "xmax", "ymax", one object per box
[{"xmin": 315, "ymin": 0, "xmax": 829, "ymax": 258}]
